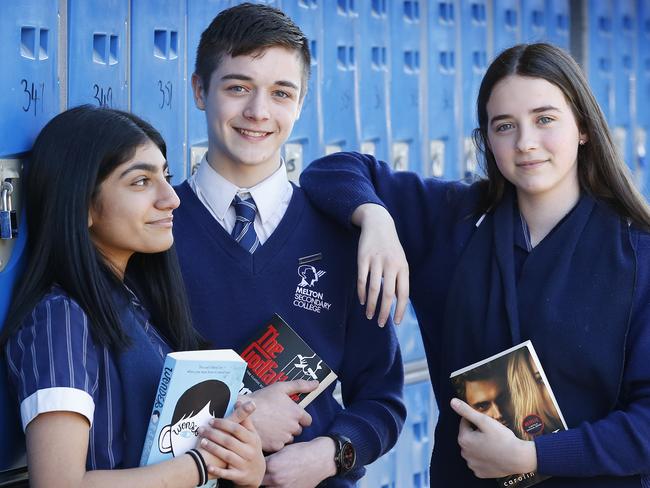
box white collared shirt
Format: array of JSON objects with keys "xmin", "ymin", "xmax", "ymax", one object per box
[{"xmin": 188, "ymin": 154, "xmax": 293, "ymax": 245}]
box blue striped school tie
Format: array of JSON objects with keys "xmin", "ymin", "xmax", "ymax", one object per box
[{"xmin": 231, "ymin": 195, "xmax": 260, "ymax": 253}]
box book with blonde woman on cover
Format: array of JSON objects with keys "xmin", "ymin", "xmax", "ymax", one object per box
[{"xmin": 450, "ymin": 341, "xmax": 567, "ymax": 488}]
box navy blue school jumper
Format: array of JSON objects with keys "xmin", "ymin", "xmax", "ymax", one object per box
[
  {"xmin": 300, "ymin": 152, "xmax": 650, "ymax": 487},
  {"xmin": 173, "ymin": 182, "xmax": 406, "ymax": 487},
  {"xmin": 5, "ymin": 284, "xmax": 170, "ymax": 470}
]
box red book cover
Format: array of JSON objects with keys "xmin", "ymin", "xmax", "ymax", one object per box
[{"xmin": 238, "ymin": 314, "xmax": 338, "ymax": 407}]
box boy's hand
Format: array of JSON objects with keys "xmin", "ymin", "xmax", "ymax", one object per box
[
  {"xmin": 247, "ymin": 380, "xmax": 317, "ymax": 452},
  {"xmin": 262, "ymin": 436, "xmax": 337, "ymax": 488}
]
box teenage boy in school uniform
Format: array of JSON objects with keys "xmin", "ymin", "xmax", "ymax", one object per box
[{"xmin": 172, "ymin": 4, "xmax": 405, "ymax": 487}]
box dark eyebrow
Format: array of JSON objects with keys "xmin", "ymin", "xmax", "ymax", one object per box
[
  {"xmin": 490, "ymin": 105, "xmax": 561, "ymax": 125},
  {"xmin": 119, "ymin": 162, "xmax": 168, "ymax": 179},
  {"xmin": 220, "ymin": 73, "xmax": 299, "ymax": 91},
  {"xmin": 531, "ymin": 105, "xmax": 560, "ymax": 113},
  {"xmin": 275, "ymin": 80, "xmax": 300, "ymax": 91}
]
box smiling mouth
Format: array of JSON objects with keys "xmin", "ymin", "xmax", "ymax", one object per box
[
  {"xmin": 236, "ymin": 128, "xmax": 272, "ymax": 138},
  {"xmin": 516, "ymin": 159, "xmax": 548, "ymax": 168},
  {"xmin": 147, "ymin": 217, "xmax": 173, "ymax": 226}
]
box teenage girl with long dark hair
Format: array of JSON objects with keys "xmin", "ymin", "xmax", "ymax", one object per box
[{"xmin": 0, "ymin": 105, "xmax": 264, "ymax": 488}]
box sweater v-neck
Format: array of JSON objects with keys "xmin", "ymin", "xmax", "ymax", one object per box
[{"xmin": 175, "ymin": 181, "xmax": 306, "ymax": 274}]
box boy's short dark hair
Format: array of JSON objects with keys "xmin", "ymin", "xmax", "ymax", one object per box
[{"xmin": 195, "ymin": 2, "xmax": 311, "ymax": 98}]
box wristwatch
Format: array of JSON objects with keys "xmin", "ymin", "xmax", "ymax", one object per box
[{"xmin": 327, "ymin": 433, "xmax": 356, "ymax": 476}]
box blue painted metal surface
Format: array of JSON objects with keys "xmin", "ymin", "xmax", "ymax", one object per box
[
  {"xmin": 280, "ymin": 0, "xmax": 324, "ymax": 178},
  {"xmin": 612, "ymin": 0, "xmax": 636, "ymax": 171},
  {"xmin": 427, "ymin": 0, "xmax": 461, "ymax": 179},
  {"xmin": 3, "ymin": 0, "xmax": 650, "ymax": 485},
  {"xmin": 185, "ymin": 0, "xmax": 231, "ymax": 175},
  {"xmin": 545, "ymin": 0, "xmax": 570, "ymax": 49},
  {"xmin": 389, "ymin": 0, "xmax": 423, "ymax": 172},
  {"xmin": 67, "ymin": 0, "xmax": 128, "ymax": 109},
  {"xmin": 0, "ymin": 0, "xmax": 59, "ymax": 155},
  {"xmin": 521, "ymin": 0, "xmax": 546, "ymax": 42},
  {"xmin": 321, "ymin": 0, "xmax": 359, "ymax": 153},
  {"xmin": 355, "ymin": 0, "xmax": 391, "ymax": 162},
  {"xmin": 493, "ymin": 0, "xmax": 521, "ymax": 56},
  {"xmin": 459, "ymin": 0, "xmax": 488, "ymax": 177},
  {"xmin": 131, "ymin": 0, "xmax": 186, "ymax": 183}
]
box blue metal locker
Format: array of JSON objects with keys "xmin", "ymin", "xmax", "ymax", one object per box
[
  {"xmin": 427, "ymin": 0, "xmax": 461, "ymax": 179},
  {"xmin": 355, "ymin": 0, "xmax": 391, "ymax": 162},
  {"xmin": 321, "ymin": 0, "xmax": 360, "ymax": 154},
  {"xmin": 0, "ymin": 189, "xmax": 27, "ymax": 472},
  {"xmin": 359, "ymin": 445, "xmax": 398, "ymax": 488},
  {"xmin": 459, "ymin": 0, "xmax": 488, "ymax": 178},
  {"xmin": 492, "ymin": 0, "xmax": 521, "ymax": 56},
  {"xmin": 612, "ymin": 0, "xmax": 637, "ymax": 172},
  {"xmin": 185, "ymin": 0, "xmax": 232, "ymax": 175},
  {"xmin": 0, "ymin": 0, "xmax": 58, "ymax": 472},
  {"xmin": 0, "ymin": 0, "xmax": 59, "ymax": 155},
  {"xmin": 130, "ymin": 0, "xmax": 186, "ymax": 184},
  {"xmin": 67, "ymin": 0, "xmax": 128, "ymax": 109},
  {"xmin": 395, "ymin": 303, "xmax": 426, "ymax": 362},
  {"xmin": 545, "ymin": 0, "xmax": 570, "ymax": 49},
  {"xmin": 639, "ymin": 0, "xmax": 650, "ymax": 197},
  {"xmin": 521, "ymin": 0, "xmax": 546, "ymax": 43},
  {"xmin": 389, "ymin": 0, "xmax": 424, "ymax": 173},
  {"xmin": 281, "ymin": 0, "xmax": 324, "ymax": 181},
  {"xmin": 394, "ymin": 381, "xmax": 437, "ymax": 487},
  {"xmin": 586, "ymin": 0, "xmax": 614, "ymax": 123}
]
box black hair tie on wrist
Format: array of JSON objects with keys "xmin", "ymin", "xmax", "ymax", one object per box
[{"xmin": 187, "ymin": 448, "xmax": 208, "ymax": 486}]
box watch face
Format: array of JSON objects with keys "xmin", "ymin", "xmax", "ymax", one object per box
[{"xmin": 341, "ymin": 442, "xmax": 356, "ymax": 471}]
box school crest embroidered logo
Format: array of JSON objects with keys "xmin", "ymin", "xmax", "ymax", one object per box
[
  {"xmin": 294, "ymin": 264, "xmax": 331, "ymax": 313},
  {"xmin": 297, "ymin": 264, "xmax": 326, "ymax": 287}
]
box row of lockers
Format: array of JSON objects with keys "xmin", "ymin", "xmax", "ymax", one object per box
[
  {"xmin": 4, "ymin": 0, "xmax": 649, "ymax": 190},
  {"xmin": 2, "ymin": 1, "xmax": 650, "ymax": 486}
]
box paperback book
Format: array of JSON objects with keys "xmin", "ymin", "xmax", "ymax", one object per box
[
  {"xmin": 239, "ymin": 313, "xmax": 338, "ymax": 407},
  {"xmin": 450, "ymin": 341, "xmax": 567, "ymax": 488},
  {"xmin": 140, "ymin": 349, "xmax": 247, "ymax": 487}
]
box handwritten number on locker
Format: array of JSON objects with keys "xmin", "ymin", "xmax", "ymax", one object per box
[
  {"xmin": 158, "ymin": 80, "xmax": 173, "ymax": 109},
  {"xmin": 93, "ymin": 84, "xmax": 113, "ymax": 108},
  {"xmin": 21, "ymin": 79, "xmax": 44, "ymax": 116}
]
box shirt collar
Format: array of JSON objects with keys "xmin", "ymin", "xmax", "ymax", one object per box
[{"xmin": 192, "ymin": 153, "xmax": 290, "ymax": 223}]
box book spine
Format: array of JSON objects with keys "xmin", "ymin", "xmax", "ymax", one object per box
[{"xmin": 139, "ymin": 357, "xmax": 176, "ymax": 466}]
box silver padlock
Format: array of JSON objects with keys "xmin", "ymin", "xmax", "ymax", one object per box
[{"xmin": 1, "ymin": 181, "xmax": 14, "ymax": 240}]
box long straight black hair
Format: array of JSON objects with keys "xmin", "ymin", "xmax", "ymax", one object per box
[{"xmin": 0, "ymin": 105, "xmax": 202, "ymax": 351}]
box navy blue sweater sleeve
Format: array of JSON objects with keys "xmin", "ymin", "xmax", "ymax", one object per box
[
  {"xmin": 327, "ymin": 289, "xmax": 406, "ymax": 466},
  {"xmin": 301, "ymin": 152, "xmax": 469, "ymax": 268},
  {"xmin": 535, "ymin": 231, "xmax": 650, "ymax": 477}
]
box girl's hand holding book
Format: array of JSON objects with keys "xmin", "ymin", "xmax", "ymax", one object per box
[
  {"xmin": 451, "ymin": 398, "xmax": 538, "ymax": 479},
  {"xmin": 197, "ymin": 401, "xmax": 265, "ymax": 488}
]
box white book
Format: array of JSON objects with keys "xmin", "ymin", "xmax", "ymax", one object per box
[{"xmin": 140, "ymin": 349, "xmax": 247, "ymax": 487}]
